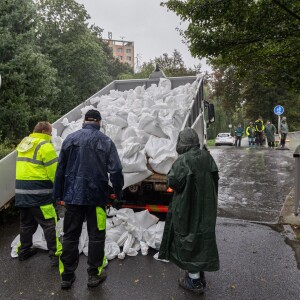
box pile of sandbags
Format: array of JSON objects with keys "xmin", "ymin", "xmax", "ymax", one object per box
[
  {"xmin": 52, "ymin": 78, "xmax": 198, "ymax": 187},
  {"xmin": 10, "ymin": 208, "xmax": 165, "ymax": 261}
]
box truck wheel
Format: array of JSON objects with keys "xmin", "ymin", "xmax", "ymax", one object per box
[{"xmin": 128, "ymin": 185, "xmax": 139, "ymax": 193}]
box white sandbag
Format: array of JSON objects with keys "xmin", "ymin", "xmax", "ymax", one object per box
[
  {"xmin": 90, "ymin": 96, "xmax": 101, "ymax": 104},
  {"xmin": 106, "ymin": 223, "xmax": 126, "ymax": 243},
  {"xmin": 123, "ymin": 169, "xmax": 153, "ymax": 189},
  {"xmin": 161, "ymin": 125, "xmax": 180, "ymax": 143},
  {"xmin": 159, "ymin": 78, "xmax": 172, "ymax": 92},
  {"xmin": 127, "ymin": 112, "xmax": 139, "ymax": 127},
  {"xmin": 106, "ymin": 115, "xmax": 128, "ymax": 128},
  {"xmin": 121, "ymin": 136, "xmax": 146, "ymax": 150},
  {"xmin": 134, "ymin": 85, "xmax": 146, "ymax": 98},
  {"xmin": 149, "ymin": 153, "xmax": 177, "ymax": 175},
  {"xmin": 116, "ymin": 208, "xmax": 135, "ymax": 223},
  {"xmin": 122, "ymin": 143, "xmax": 141, "ymax": 157},
  {"xmin": 61, "ymin": 118, "xmax": 83, "ymax": 139},
  {"xmin": 121, "ymin": 150, "xmax": 147, "ymax": 173},
  {"xmin": 117, "ymin": 232, "xmax": 128, "ymax": 247},
  {"xmin": 79, "ymin": 222, "xmax": 88, "ymax": 254},
  {"xmin": 135, "ymin": 129, "xmax": 151, "ymax": 146},
  {"xmin": 118, "ymin": 252, "xmax": 126, "ymax": 260},
  {"xmin": 145, "ymin": 136, "xmax": 172, "ymax": 158},
  {"xmin": 52, "ymin": 135, "xmax": 63, "ymax": 153},
  {"xmin": 126, "ymin": 248, "xmax": 138, "ymax": 256},
  {"xmin": 134, "ymin": 210, "xmax": 159, "ymax": 229},
  {"xmin": 121, "ymin": 127, "xmax": 138, "ymax": 141},
  {"xmin": 105, "ymin": 124, "xmax": 123, "ymax": 144},
  {"xmin": 143, "ymin": 221, "xmax": 165, "ymax": 250},
  {"xmin": 140, "ymin": 241, "xmax": 149, "ymax": 256},
  {"xmin": 123, "ymin": 233, "xmax": 135, "ymax": 254},
  {"xmin": 105, "ymin": 241, "xmax": 121, "ymax": 260},
  {"xmin": 10, "ymin": 226, "xmax": 48, "ymax": 258},
  {"xmin": 106, "ymin": 206, "xmax": 118, "ymax": 217},
  {"xmin": 143, "ymin": 95, "xmax": 155, "ymax": 108},
  {"xmin": 138, "ymin": 113, "xmax": 167, "ymax": 138}
]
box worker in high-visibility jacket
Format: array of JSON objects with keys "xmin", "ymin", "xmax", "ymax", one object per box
[
  {"xmin": 254, "ymin": 116, "xmax": 265, "ymax": 147},
  {"xmin": 15, "ymin": 121, "xmax": 62, "ymax": 266}
]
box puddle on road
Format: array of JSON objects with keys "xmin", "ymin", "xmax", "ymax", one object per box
[
  {"xmin": 264, "ymin": 223, "xmax": 300, "ymax": 270},
  {"xmin": 211, "ymin": 147, "xmax": 295, "ymax": 223}
]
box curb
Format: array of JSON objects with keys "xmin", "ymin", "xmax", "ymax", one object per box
[{"xmin": 278, "ymin": 188, "xmax": 300, "ymax": 226}]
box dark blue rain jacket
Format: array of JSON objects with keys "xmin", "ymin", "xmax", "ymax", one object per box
[{"xmin": 53, "ymin": 123, "xmax": 124, "ymax": 206}]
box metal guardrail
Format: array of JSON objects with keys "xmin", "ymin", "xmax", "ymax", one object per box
[{"xmin": 293, "ymin": 145, "xmax": 300, "ymax": 215}]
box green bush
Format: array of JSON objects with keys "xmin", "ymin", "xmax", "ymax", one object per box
[{"xmin": 0, "ymin": 140, "xmax": 15, "ymax": 160}]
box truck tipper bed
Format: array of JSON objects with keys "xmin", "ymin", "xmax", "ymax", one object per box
[{"xmin": 0, "ymin": 70, "xmax": 214, "ymax": 211}]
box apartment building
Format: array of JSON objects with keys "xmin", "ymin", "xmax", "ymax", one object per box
[{"xmin": 104, "ymin": 37, "xmax": 134, "ymax": 68}]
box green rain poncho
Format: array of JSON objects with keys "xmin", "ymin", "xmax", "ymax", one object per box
[{"xmin": 158, "ymin": 128, "xmax": 220, "ymax": 272}]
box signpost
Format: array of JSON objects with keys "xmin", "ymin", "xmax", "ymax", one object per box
[
  {"xmin": 274, "ymin": 105, "xmax": 284, "ymax": 141},
  {"xmin": 228, "ymin": 124, "xmax": 232, "ymax": 135}
]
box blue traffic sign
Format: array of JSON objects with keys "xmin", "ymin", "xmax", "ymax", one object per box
[{"xmin": 274, "ymin": 105, "xmax": 284, "ymax": 115}]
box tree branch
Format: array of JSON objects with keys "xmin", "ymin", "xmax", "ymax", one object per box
[{"xmin": 271, "ymin": 0, "xmax": 300, "ymax": 21}]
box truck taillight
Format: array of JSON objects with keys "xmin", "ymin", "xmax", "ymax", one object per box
[{"xmin": 166, "ymin": 187, "xmax": 173, "ymax": 193}]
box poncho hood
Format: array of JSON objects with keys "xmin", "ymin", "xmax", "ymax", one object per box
[{"xmin": 176, "ymin": 127, "xmax": 200, "ymax": 154}]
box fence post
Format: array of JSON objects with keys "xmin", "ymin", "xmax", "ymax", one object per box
[{"xmin": 293, "ymin": 145, "xmax": 300, "ymax": 215}]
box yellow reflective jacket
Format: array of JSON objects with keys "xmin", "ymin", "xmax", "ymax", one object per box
[{"xmin": 15, "ymin": 133, "xmax": 58, "ymax": 207}]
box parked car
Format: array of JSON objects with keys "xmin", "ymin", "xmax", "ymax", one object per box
[{"xmin": 215, "ymin": 133, "xmax": 235, "ymax": 146}]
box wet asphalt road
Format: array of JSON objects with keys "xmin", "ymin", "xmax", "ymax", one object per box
[
  {"xmin": 1, "ymin": 218, "xmax": 300, "ymax": 300},
  {"xmin": 1, "ymin": 139, "xmax": 300, "ymax": 299},
  {"xmin": 211, "ymin": 139, "xmax": 295, "ymax": 222}
]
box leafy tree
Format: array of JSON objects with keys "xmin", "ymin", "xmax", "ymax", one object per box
[
  {"xmin": 37, "ymin": 0, "xmax": 133, "ymax": 114},
  {"xmin": 0, "ymin": 0, "xmax": 58, "ymax": 142},
  {"xmin": 127, "ymin": 49, "xmax": 200, "ymax": 79},
  {"xmin": 162, "ymin": 0, "xmax": 300, "ymax": 91}
]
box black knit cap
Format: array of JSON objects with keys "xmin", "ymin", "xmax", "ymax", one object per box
[{"xmin": 84, "ymin": 109, "xmax": 101, "ymax": 121}]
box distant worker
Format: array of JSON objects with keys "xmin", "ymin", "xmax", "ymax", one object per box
[
  {"xmin": 280, "ymin": 117, "xmax": 289, "ymax": 148},
  {"xmin": 15, "ymin": 121, "xmax": 61, "ymax": 266},
  {"xmin": 234, "ymin": 123, "xmax": 244, "ymax": 147},
  {"xmin": 264, "ymin": 120, "xmax": 276, "ymax": 148},
  {"xmin": 246, "ymin": 122, "xmax": 256, "ymax": 148},
  {"xmin": 254, "ymin": 116, "xmax": 265, "ymax": 147},
  {"xmin": 53, "ymin": 109, "xmax": 124, "ymax": 289},
  {"xmin": 159, "ymin": 127, "xmax": 219, "ymax": 295}
]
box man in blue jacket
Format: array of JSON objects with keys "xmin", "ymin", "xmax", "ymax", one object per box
[{"xmin": 53, "ymin": 109, "xmax": 124, "ymax": 289}]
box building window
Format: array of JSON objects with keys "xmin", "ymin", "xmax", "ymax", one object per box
[
  {"xmin": 126, "ymin": 56, "xmax": 131, "ymax": 61},
  {"xmin": 118, "ymin": 56, "xmax": 123, "ymax": 60},
  {"xmin": 126, "ymin": 49, "xmax": 131, "ymax": 53},
  {"xmin": 117, "ymin": 48, "xmax": 122, "ymax": 53}
]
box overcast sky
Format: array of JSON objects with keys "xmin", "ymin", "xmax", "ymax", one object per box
[{"xmin": 76, "ymin": 0, "xmax": 211, "ymax": 72}]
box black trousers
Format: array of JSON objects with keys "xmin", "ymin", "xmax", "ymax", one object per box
[
  {"xmin": 281, "ymin": 133, "xmax": 287, "ymax": 147},
  {"xmin": 235, "ymin": 136, "xmax": 242, "ymax": 147},
  {"xmin": 19, "ymin": 206, "xmax": 57, "ymax": 257},
  {"xmin": 60, "ymin": 205, "xmax": 106, "ymax": 281},
  {"xmin": 256, "ymin": 132, "xmax": 264, "ymax": 146}
]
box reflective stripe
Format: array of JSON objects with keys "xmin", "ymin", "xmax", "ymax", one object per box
[
  {"xmin": 40, "ymin": 204, "xmax": 56, "ymax": 219},
  {"xmin": 40, "ymin": 204, "xmax": 62, "ymax": 257},
  {"xmin": 96, "ymin": 207, "xmax": 106, "ymax": 231},
  {"xmin": 17, "ymin": 141, "xmax": 53, "ymax": 166},
  {"xmin": 44, "ymin": 157, "xmax": 58, "ymax": 166},
  {"xmin": 33, "ymin": 141, "xmax": 48, "ymax": 160},
  {"xmin": 15, "ymin": 189, "xmax": 52, "ymax": 194},
  {"xmin": 17, "ymin": 157, "xmax": 44, "ymax": 165},
  {"xmin": 97, "ymin": 255, "xmax": 107, "ymax": 276}
]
